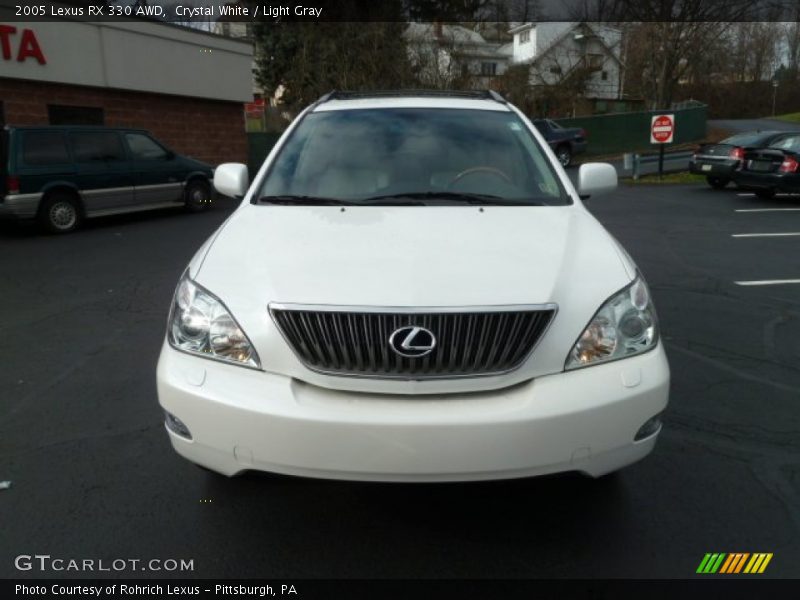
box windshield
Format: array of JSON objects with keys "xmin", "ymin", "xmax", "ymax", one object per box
[
  {"xmin": 257, "ymin": 108, "xmax": 568, "ymax": 206},
  {"xmin": 721, "ymin": 133, "xmax": 770, "ymax": 147}
]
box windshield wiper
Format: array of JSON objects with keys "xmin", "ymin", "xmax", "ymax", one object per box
[
  {"xmin": 361, "ymin": 192, "xmax": 549, "ymax": 206},
  {"xmin": 256, "ymin": 195, "xmax": 360, "ymax": 206}
]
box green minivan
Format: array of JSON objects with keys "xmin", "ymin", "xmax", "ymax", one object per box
[{"xmin": 0, "ymin": 126, "xmax": 215, "ymax": 233}]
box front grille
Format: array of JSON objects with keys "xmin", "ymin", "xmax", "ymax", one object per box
[{"xmin": 271, "ymin": 305, "xmax": 555, "ymax": 379}]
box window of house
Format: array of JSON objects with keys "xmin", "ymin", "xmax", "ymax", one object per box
[
  {"xmin": 48, "ymin": 105, "xmax": 104, "ymax": 126},
  {"xmin": 69, "ymin": 131, "xmax": 126, "ymax": 162},
  {"xmin": 125, "ymin": 133, "xmax": 169, "ymax": 160},
  {"xmin": 480, "ymin": 62, "xmax": 497, "ymax": 76},
  {"xmin": 22, "ymin": 131, "xmax": 70, "ymax": 165},
  {"xmin": 549, "ymin": 66, "xmax": 562, "ymax": 75},
  {"xmin": 601, "ymin": 70, "xmax": 609, "ymax": 81},
  {"xmin": 520, "ymin": 30, "xmax": 530, "ymax": 44},
  {"xmin": 587, "ymin": 54, "xmax": 604, "ymax": 69}
]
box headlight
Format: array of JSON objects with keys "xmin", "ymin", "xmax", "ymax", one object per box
[
  {"xmin": 566, "ymin": 276, "xmax": 658, "ymax": 370},
  {"xmin": 168, "ymin": 273, "xmax": 260, "ymax": 369}
]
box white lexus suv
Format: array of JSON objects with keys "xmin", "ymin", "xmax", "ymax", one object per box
[{"xmin": 156, "ymin": 91, "xmax": 669, "ymax": 481}]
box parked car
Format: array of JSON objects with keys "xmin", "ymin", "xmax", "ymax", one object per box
[
  {"xmin": 532, "ymin": 118, "xmax": 588, "ymax": 167},
  {"xmin": 0, "ymin": 126, "xmax": 215, "ymax": 233},
  {"xmin": 157, "ymin": 90, "xmax": 669, "ymax": 482},
  {"xmin": 732, "ymin": 133, "xmax": 800, "ymax": 199},
  {"xmin": 689, "ymin": 131, "xmax": 798, "ymax": 189}
]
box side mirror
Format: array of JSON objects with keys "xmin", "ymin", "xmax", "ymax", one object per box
[
  {"xmin": 214, "ymin": 163, "xmax": 249, "ymax": 199},
  {"xmin": 577, "ymin": 163, "xmax": 617, "ymax": 200}
]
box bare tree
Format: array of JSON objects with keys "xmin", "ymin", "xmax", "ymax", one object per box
[
  {"xmin": 405, "ymin": 23, "xmax": 483, "ymax": 89},
  {"xmin": 572, "ymin": 0, "xmax": 756, "ymax": 109}
]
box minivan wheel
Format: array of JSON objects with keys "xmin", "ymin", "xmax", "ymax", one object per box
[
  {"xmin": 556, "ymin": 145, "xmax": 572, "ymax": 167},
  {"xmin": 706, "ymin": 176, "xmax": 729, "ymax": 189},
  {"xmin": 756, "ymin": 189, "xmax": 776, "ymax": 200},
  {"xmin": 39, "ymin": 193, "xmax": 81, "ymax": 234},
  {"xmin": 184, "ymin": 179, "xmax": 212, "ymax": 213}
]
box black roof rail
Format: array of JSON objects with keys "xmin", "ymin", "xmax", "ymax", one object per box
[
  {"xmin": 312, "ymin": 90, "xmax": 337, "ymax": 108},
  {"xmin": 315, "ymin": 90, "xmax": 507, "ymax": 104}
]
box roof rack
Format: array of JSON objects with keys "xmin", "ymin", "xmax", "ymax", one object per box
[{"xmin": 315, "ymin": 89, "xmax": 507, "ymax": 104}]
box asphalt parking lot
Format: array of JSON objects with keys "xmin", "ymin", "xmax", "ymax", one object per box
[{"xmin": 1, "ymin": 184, "xmax": 799, "ymax": 579}]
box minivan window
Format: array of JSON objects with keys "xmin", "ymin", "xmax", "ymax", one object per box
[
  {"xmin": 1, "ymin": 130, "xmax": 8, "ymax": 175},
  {"xmin": 70, "ymin": 131, "xmax": 126, "ymax": 162},
  {"xmin": 125, "ymin": 133, "xmax": 169, "ymax": 160},
  {"xmin": 259, "ymin": 108, "xmax": 568, "ymax": 205},
  {"xmin": 22, "ymin": 131, "xmax": 70, "ymax": 165}
]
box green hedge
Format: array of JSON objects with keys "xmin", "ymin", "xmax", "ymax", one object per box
[{"xmin": 247, "ymin": 132, "xmax": 282, "ymax": 175}]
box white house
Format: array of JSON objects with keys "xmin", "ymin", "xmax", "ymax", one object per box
[
  {"xmin": 405, "ymin": 22, "xmax": 623, "ymax": 102},
  {"xmin": 508, "ymin": 22, "xmax": 623, "ymax": 100},
  {"xmin": 404, "ymin": 22, "xmax": 512, "ymax": 89}
]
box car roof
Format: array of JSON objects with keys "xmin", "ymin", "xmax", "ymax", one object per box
[
  {"xmin": 725, "ymin": 130, "xmax": 800, "ymax": 140},
  {"xmin": 311, "ymin": 90, "xmax": 511, "ymax": 113}
]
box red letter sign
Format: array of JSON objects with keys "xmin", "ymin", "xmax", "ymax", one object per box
[
  {"xmin": 0, "ymin": 24, "xmax": 16, "ymax": 60},
  {"xmin": 17, "ymin": 28, "xmax": 46, "ymax": 64}
]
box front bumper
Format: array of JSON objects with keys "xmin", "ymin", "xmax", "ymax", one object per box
[{"xmin": 156, "ymin": 342, "xmax": 670, "ymax": 481}]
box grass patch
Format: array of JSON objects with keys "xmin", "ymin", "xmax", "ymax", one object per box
[
  {"xmin": 774, "ymin": 112, "xmax": 800, "ymax": 123},
  {"xmin": 622, "ymin": 171, "xmax": 706, "ymax": 185}
]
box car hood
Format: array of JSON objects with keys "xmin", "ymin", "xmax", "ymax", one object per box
[
  {"xmin": 191, "ymin": 203, "xmax": 635, "ymax": 393},
  {"xmin": 196, "ymin": 204, "xmax": 629, "ymax": 306}
]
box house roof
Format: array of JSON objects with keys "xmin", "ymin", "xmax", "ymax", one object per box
[
  {"xmin": 523, "ymin": 22, "xmax": 624, "ymax": 68},
  {"xmin": 508, "ymin": 23, "xmax": 534, "ymax": 35},
  {"xmin": 404, "ymin": 23, "xmax": 512, "ymax": 61},
  {"xmin": 405, "ymin": 22, "xmax": 486, "ymax": 45}
]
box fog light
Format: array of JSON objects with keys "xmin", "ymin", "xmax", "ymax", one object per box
[
  {"xmin": 164, "ymin": 411, "xmax": 192, "ymax": 440},
  {"xmin": 634, "ymin": 414, "xmax": 662, "ymax": 441}
]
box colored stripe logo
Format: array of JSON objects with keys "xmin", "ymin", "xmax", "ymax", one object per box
[{"xmin": 697, "ymin": 553, "xmax": 773, "ymax": 574}]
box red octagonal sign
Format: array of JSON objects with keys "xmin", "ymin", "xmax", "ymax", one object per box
[{"xmin": 650, "ymin": 114, "xmax": 674, "ymax": 144}]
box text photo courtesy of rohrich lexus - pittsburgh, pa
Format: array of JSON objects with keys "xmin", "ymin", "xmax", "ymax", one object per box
[{"xmin": 1, "ymin": 0, "xmax": 800, "ymax": 597}]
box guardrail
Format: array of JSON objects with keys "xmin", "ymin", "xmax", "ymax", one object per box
[{"xmin": 623, "ymin": 150, "xmax": 694, "ymax": 179}]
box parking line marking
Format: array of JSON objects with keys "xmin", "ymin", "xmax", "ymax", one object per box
[
  {"xmin": 736, "ymin": 193, "xmax": 794, "ymax": 197},
  {"xmin": 731, "ymin": 232, "xmax": 800, "ymax": 238},
  {"xmin": 735, "ymin": 208, "xmax": 800, "ymax": 213},
  {"xmin": 735, "ymin": 279, "xmax": 800, "ymax": 286}
]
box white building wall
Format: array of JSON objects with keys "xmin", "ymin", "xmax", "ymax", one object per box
[
  {"xmin": 511, "ymin": 26, "xmax": 537, "ymax": 64},
  {"xmin": 0, "ymin": 12, "xmax": 253, "ymax": 102}
]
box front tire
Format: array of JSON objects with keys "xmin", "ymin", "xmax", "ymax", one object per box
[
  {"xmin": 184, "ymin": 179, "xmax": 212, "ymax": 213},
  {"xmin": 706, "ymin": 176, "xmax": 729, "ymax": 190},
  {"xmin": 556, "ymin": 144, "xmax": 572, "ymax": 168},
  {"xmin": 38, "ymin": 192, "xmax": 81, "ymax": 234}
]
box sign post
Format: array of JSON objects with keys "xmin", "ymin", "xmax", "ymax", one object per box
[{"xmin": 650, "ymin": 114, "xmax": 675, "ymax": 179}]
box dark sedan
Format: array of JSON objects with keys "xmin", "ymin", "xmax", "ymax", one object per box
[
  {"xmin": 732, "ymin": 134, "xmax": 800, "ymax": 199},
  {"xmin": 532, "ymin": 119, "xmax": 587, "ymax": 168},
  {"xmin": 689, "ymin": 131, "xmax": 798, "ymax": 189}
]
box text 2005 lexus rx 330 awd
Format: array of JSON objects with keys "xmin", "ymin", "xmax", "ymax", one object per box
[{"xmin": 156, "ymin": 91, "xmax": 669, "ymax": 481}]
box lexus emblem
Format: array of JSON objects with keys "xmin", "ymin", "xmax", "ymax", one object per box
[{"xmin": 388, "ymin": 325, "xmax": 436, "ymax": 358}]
